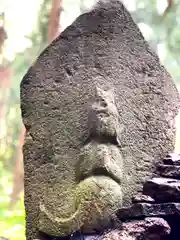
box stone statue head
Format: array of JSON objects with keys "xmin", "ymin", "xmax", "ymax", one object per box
[{"xmin": 20, "ymin": 0, "xmax": 180, "ymax": 239}]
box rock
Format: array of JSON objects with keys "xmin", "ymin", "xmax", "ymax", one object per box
[
  {"xmin": 117, "ymin": 202, "xmax": 180, "ymax": 220},
  {"xmin": 37, "ymin": 218, "xmax": 170, "ymax": 240},
  {"xmin": 83, "ymin": 236, "xmax": 99, "ymax": 240},
  {"xmin": 132, "ymin": 194, "xmax": 155, "ymax": 203},
  {"xmin": 20, "ymin": 0, "xmax": 180, "ymax": 239},
  {"xmin": 157, "ymin": 164, "xmax": 180, "ymax": 178},
  {"xmin": 163, "ymin": 153, "xmax": 180, "ymax": 165},
  {"xmin": 101, "ymin": 218, "xmax": 170, "ymax": 240},
  {"xmin": 143, "ymin": 177, "xmax": 180, "ymax": 202}
]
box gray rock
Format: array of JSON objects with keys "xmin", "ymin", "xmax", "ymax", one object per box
[
  {"xmin": 143, "ymin": 177, "xmax": 180, "ymax": 202},
  {"xmin": 132, "ymin": 194, "xmax": 155, "ymax": 203},
  {"xmin": 84, "ymin": 236, "xmax": 99, "ymax": 240},
  {"xmin": 100, "ymin": 218, "xmax": 170, "ymax": 240},
  {"xmin": 38, "ymin": 218, "xmax": 170, "ymax": 240},
  {"xmin": 20, "ymin": 0, "xmax": 180, "ymax": 239},
  {"xmin": 117, "ymin": 202, "xmax": 180, "ymax": 220},
  {"xmin": 163, "ymin": 153, "xmax": 180, "ymax": 165},
  {"xmin": 157, "ymin": 164, "xmax": 180, "ymax": 178}
]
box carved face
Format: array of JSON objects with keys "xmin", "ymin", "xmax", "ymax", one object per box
[
  {"xmin": 22, "ymin": 84, "xmax": 123, "ymax": 237},
  {"xmin": 38, "ymin": 88, "xmax": 123, "ymax": 236}
]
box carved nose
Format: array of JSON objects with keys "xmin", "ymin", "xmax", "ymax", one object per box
[
  {"xmin": 75, "ymin": 142, "xmax": 123, "ymax": 184},
  {"xmin": 78, "ymin": 166, "xmax": 121, "ymax": 185}
]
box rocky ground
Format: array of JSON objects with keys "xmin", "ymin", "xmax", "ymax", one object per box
[{"xmin": 116, "ymin": 152, "xmax": 180, "ymax": 240}]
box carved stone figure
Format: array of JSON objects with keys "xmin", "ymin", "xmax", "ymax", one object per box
[{"xmin": 20, "ymin": 0, "xmax": 180, "ymax": 239}]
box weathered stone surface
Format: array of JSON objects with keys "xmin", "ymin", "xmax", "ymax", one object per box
[
  {"xmin": 117, "ymin": 202, "xmax": 180, "ymax": 220},
  {"xmin": 163, "ymin": 153, "xmax": 180, "ymax": 165},
  {"xmin": 157, "ymin": 164, "xmax": 180, "ymax": 178},
  {"xmin": 20, "ymin": 0, "xmax": 180, "ymax": 239},
  {"xmin": 143, "ymin": 178, "xmax": 180, "ymax": 202},
  {"xmin": 132, "ymin": 194, "xmax": 155, "ymax": 203}
]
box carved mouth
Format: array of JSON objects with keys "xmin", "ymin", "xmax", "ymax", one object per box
[{"xmin": 79, "ymin": 167, "xmax": 121, "ymax": 185}]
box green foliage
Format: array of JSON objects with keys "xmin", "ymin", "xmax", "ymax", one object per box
[
  {"xmin": 0, "ymin": 0, "xmax": 52, "ymax": 238},
  {"xmin": 0, "ymin": 162, "xmax": 25, "ymax": 240},
  {"xmin": 131, "ymin": 0, "xmax": 180, "ymax": 85}
]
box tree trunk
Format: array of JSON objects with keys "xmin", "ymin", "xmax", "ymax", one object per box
[{"xmin": 48, "ymin": 0, "xmax": 63, "ymax": 43}]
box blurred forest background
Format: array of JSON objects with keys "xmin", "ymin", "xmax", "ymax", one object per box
[{"xmin": 0, "ymin": 0, "xmax": 180, "ymax": 239}]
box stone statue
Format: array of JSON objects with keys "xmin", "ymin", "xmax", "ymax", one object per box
[{"xmin": 20, "ymin": 0, "xmax": 180, "ymax": 239}]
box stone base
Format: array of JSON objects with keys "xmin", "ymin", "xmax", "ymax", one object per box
[{"xmin": 37, "ymin": 217, "xmax": 170, "ymax": 240}]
